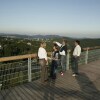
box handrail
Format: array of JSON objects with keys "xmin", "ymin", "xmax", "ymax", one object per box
[
  {"xmin": 0, "ymin": 54, "xmax": 37, "ymax": 62},
  {"xmin": 0, "ymin": 46, "xmax": 100, "ymax": 62},
  {"xmin": 83, "ymin": 46, "xmax": 100, "ymax": 51},
  {"xmin": 0, "ymin": 52, "xmax": 52, "ymax": 62}
]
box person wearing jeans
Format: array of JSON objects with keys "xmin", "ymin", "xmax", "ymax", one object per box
[
  {"xmin": 72, "ymin": 40, "xmax": 81, "ymax": 76},
  {"xmin": 50, "ymin": 44, "xmax": 59, "ymax": 79},
  {"xmin": 54, "ymin": 39, "xmax": 68, "ymax": 74}
]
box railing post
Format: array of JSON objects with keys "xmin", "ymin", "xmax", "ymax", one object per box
[
  {"xmin": 0, "ymin": 84, "xmax": 2, "ymax": 90},
  {"xmin": 85, "ymin": 48, "xmax": 89, "ymax": 64},
  {"xmin": 66, "ymin": 50, "xmax": 70, "ymax": 70},
  {"xmin": 28, "ymin": 57, "xmax": 32, "ymax": 82}
]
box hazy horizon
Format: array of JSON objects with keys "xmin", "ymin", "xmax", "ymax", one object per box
[
  {"xmin": 0, "ymin": 0, "xmax": 100, "ymax": 38},
  {"xmin": 0, "ymin": 32, "xmax": 100, "ymax": 39}
]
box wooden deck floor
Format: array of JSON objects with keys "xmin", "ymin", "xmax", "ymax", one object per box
[{"xmin": 0, "ymin": 60, "xmax": 100, "ymax": 100}]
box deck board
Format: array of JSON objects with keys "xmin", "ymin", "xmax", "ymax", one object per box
[{"xmin": 0, "ymin": 60, "xmax": 100, "ymax": 100}]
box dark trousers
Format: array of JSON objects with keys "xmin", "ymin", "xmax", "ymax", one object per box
[
  {"xmin": 39, "ymin": 59, "xmax": 48, "ymax": 83},
  {"xmin": 50, "ymin": 60, "xmax": 58, "ymax": 79},
  {"xmin": 61, "ymin": 55, "xmax": 66, "ymax": 71},
  {"xmin": 72, "ymin": 56, "xmax": 79, "ymax": 74}
]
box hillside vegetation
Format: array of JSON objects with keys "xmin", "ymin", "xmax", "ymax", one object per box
[{"xmin": 0, "ymin": 36, "xmax": 100, "ymax": 57}]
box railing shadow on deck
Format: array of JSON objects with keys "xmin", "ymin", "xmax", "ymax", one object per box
[
  {"xmin": 75, "ymin": 73, "xmax": 100, "ymax": 100},
  {"xmin": 45, "ymin": 70, "xmax": 99, "ymax": 100},
  {"xmin": 42, "ymin": 79, "xmax": 55, "ymax": 100},
  {"xmin": 21, "ymin": 72, "xmax": 100, "ymax": 100},
  {"xmin": 0, "ymin": 46, "xmax": 100, "ymax": 90}
]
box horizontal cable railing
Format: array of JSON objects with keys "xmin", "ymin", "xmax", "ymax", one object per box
[
  {"xmin": 0, "ymin": 46, "xmax": 100, "ymax": 90},
  {"xmin": 88, "ymin": 49, "xmax": 100, "ymax": 62},
  {"xmin": 0, "ymin": 60, "xmax": 42, "ymax": 89}
]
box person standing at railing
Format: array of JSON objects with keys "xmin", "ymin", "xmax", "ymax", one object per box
[
  {"xmin": 38, "ymin": 41, "xmax": 48, "ymax": 84},
  {"xmin": 72, "ymin": 40, "xmax": 81, "ymax": 77},
  {"xmin": 53, "ymin": 39, "xmax": 68, "ymax": 75},
  {"xmin": 50, "ymin": 44, "xmax": 60, "ymax": 79}
]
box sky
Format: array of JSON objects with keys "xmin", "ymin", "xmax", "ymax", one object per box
[{"xmin": 0, "ymin": 0, "xmax": 100, "ymax": 38}]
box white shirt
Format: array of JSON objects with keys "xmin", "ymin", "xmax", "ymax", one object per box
[
  {"xmin": 73, "ymin": 45, "xmax": 81, "ymax": 56},
  {"xmin": 38, "ymin": 47, "xmax": 47, "ymax": 60},
  {"xmin": 55, "ymin": 42, "xmax": 66, "ymax": 56}
]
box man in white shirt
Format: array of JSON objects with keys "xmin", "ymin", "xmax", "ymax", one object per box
[
  {"xmin": 38, "ymin": 41, "xmax": 48, "ymax": 84},
  {"xmin": 72, "ymin": 40, "xmax": 81, "ymax": 76},
  {"xmin": 54, "ymin": 39, "xmax": 68, "ymax": 74}
]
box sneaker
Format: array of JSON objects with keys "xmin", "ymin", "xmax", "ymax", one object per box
[
  {"xmin": 72, "ymin": 74, "xmax": 76, "ymax": 77},
  {"xmin": 61, "ymin": 72, "xmax": 64, "ymax": 76}
]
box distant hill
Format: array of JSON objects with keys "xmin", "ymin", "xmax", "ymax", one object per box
[
  {"xmin": 31, "ymin": 35, "xmax": 62, "ymax": 39},
  {"xmin": 0, "ymin": 33, "xmax": 30, "ymax": 39},
  {"xmin": 0, "ymin": 33, "xmax": 62, "ymax": 39},
  {"xmin": 0, "ymin": 33, "xmax": 100, "ymax": 40}
]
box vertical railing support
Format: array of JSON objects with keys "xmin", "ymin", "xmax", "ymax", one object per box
[
  {"xmin": 66, "ymin": 50, "xmax": 70, "ymax": 70},
  {"xmin": 0, "ymin": 84, "xmax": 2, "ymax": 90},
  {"xmin": 85, "ymin": 48, "xmax": 89, "ymax": 64},
  {"xmin": 28, "ymin": 57, "xmax": 32, "ymax": 82}
]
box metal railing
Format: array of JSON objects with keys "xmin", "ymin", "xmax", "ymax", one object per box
[
  {"xmin": 0, "ymin": 46, "xmax": 100, "ymax": 90},
  {"xmin": 0, "ymin": 84, "xmax": 2, "ymax": 90},
  {"xmin": 66, "ymin": 47, "xmax": 100, "ymax": 70}
]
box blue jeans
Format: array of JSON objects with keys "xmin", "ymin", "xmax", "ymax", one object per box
[
  {"xmin": 72, "ymin": 56, "xmax": 79, "ymax": 74},
  {"xmin": 50, "ymin": 60, "xmax": 58, "ymax": 79},
  {"xmin": 61, "ymin": 55, "xmax": 67, "ymax": 71}
]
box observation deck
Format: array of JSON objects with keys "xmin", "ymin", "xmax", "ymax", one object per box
[{"xmin": 0, "ymin": 46, "xmax": 100, "ymax": 100}]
